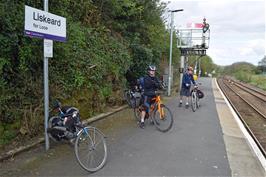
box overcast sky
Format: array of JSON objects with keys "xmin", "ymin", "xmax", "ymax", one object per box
[{"xmin": 162, "ymin": 0, "xmax": 266, "ymax": 66}]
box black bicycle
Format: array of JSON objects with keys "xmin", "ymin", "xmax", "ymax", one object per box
[
  {"xmin": 191, "ymin": 86, "xmax": 200, "ymax": 112},
  {"xmin": 191, "ymin": 83, "xmax": 204, "ymax": 112}
]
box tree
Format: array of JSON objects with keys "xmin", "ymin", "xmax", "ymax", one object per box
[
  {"xmin": 258, "ymin": 56, "xmax": 266, "ymax": 74},
  {"xmin": 0, "ymin": 0, "xmax": 174, "ymax": 145},
  {"xmin": 187, "ymin": 55, "xmax": 214, "ymax": 76}
]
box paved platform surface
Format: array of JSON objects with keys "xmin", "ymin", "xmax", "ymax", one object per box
[
  {"xmin": 0, "ymin": 78, "xmax": 264, "ymax": 176},
  {"xmin": 212, "ymin": 79, "xmax": 265, "ymax": 177}
]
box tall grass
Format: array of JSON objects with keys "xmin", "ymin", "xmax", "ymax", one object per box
[
  {"xmin": 235, "ymin": 72, "xmax": 266, "ymax": 91},
  {"xmin": 249, "ymin": 75, "xmax": 266, "ymax": 91}
]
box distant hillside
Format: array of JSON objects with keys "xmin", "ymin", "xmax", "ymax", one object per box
[
  {"xmin": 223, "ymin": 62, "xmax": 256, "ymax": 74},
  {"xmin": 217, "ymin": 61, "xmax": 256, "ymax": 82}
]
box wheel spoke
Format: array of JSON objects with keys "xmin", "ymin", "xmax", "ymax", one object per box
[
  {"xmin": 75, "ymin": 127, "xmax": 107, "ymax": 172},
  {"xmin": 93, "ymin": 127, "xmax": 96, "ymax": 145},
  {"xmin": 153, "ymin": 105, "xmax": 173, "ymax": 132},
  {"xmin": 89, "ymin": 151, "xmax": 95, "ymax": 167},
  {"xmin": 86, "ymin": 150, "xmax": 93, "ymax": 167},
  {"xmin": 94, "ymin": 137, "xmax": 104, "ymax": 148}
]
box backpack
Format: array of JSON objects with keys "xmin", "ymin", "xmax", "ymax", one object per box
[
  {"xmin": 139, "ymin": 77, "xmax": 145, "ymax": 90},
  {"xmin": 197, "ymin": 90, "xmax": 204, "ymax": 99}
]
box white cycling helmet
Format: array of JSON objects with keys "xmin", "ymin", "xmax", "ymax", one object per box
[{"xmin": 147, "ymin": 65, "xmax": 156, "ymax": 71}]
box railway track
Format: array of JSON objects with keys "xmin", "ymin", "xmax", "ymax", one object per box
[{"xmin": 217, "ymin": 77, "xmax": 266, "ymax": 158}]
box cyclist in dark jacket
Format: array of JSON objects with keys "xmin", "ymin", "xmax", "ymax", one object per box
[
  {"xmin": 139, "ymin": 65, "xmax": 160, "ymax": 129},
  {"xmin": 179, "ymin": 66, "xmax": 196, "ymax": 108}
]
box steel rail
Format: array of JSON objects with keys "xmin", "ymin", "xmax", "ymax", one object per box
[{"xmin": 218, "ymin": 78, "xmax": 266, "ymax": 158}]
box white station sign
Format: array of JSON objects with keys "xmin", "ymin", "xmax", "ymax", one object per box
[
  {"xmin": 44, "ymin": 39, "xmax": 53, "ymax": 57},
  {"xmin": 24, "ymin": 5, "xmax": 66, "ymax": 42}
]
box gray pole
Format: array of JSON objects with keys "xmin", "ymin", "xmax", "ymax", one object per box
[
  {"xmin": 44, "ymin": 0, "xmax": 49, "ymax": 151},
  {"xmin": 198, "ymin": 57, "xmax": 201, "ymax": 77},
  {"xmin": 167, "ymin": 9, "xmax": 183, "ymax": 96},
  {"xmin": 179, "ymin": 55, "xmax": 185, "ymax": 92},
  {"xmin": 167, "ymin": 11, "xmax": 174, "ymax": 96},
  {"xmin": 194, "ymin": 57, "xmax": 198, "ymax": 75},
  {"xmin": 185, "ymin": 56, "xmax": 189, "ymax": 71}
]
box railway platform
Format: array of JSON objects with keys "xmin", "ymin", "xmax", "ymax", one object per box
[
  {"xmin": 213, "ymin": 78, "xmax": 265, "ymax": 176},
  {"xmin": 0, "ymin": 78, "xmax": 265, "ymax": 176}
]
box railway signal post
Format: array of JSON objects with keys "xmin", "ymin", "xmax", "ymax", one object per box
[{"xmin": 177, "ymin": 18, "xmax": 210, "ymax": 91}]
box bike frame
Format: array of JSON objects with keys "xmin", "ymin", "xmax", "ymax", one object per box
[
  {"xmin": 191, "ymin": 86, "xmax": 200, "ymax": 111},
  {"xmin": 151, "ymin": 95, "xmax": 165, "ymax": 119},
  {"xmin": 77, "ymin": 126, "xmax": 107, "ymax": 139}
]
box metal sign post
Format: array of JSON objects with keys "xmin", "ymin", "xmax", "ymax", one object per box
[
  {"xmin": 24, "ymin": 1, "xmax": 66, "ymax": 151},
  {"xmin": 167, "ymin": 9, "xmax": 183, "ymax": 96},
  {"xmin": 198, "ymin": 57, "xmax": 202, "ymax": 77},
  {"xmin": 43, "ymin": 0, "xmax": 50, "ymax": 151},
  {"xmin": 179, "ymin": 55, "xmax": 185, "ymax": 92},
  {"xmin": 168, "ymin": 12, "xmax": 174, "ymax": 96}
]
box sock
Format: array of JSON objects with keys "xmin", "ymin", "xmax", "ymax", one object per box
[
  {"xmin": 179, "ymin": 100, "xmax": 182, "ymax": 104},
  {"xmin": 185, "ymin": 102, "xmax": 189, "ymax": 105}
]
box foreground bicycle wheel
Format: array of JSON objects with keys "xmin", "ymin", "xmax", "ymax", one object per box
[
  {"xmin": 153, "ymin": 104, "xmax": 173, "ymax": 132},
  {"xmin": 191, "ymin": 91, "xmax": 197, "ymax": 112},
  {"xmin": 75, "ymin": 127, "xmax": 107, "ymax": 172}
]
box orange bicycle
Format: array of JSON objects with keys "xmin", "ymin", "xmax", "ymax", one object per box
[{"xmin": 134, "ymin": 91, "xmax": 173, "ymax": 132}]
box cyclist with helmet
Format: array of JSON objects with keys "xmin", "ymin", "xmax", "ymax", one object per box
[
  {"xmin": 179, "ymin": 66, "xmax": 196, "ymax": 108},
  {"xmin": 139, "ymin": 65, "xmax": 160, "ymax": 129}
]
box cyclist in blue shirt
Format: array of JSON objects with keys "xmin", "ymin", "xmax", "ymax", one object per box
[{"xmin": 179, "ymin": 66, "xmax": 196, "ymax": 108}]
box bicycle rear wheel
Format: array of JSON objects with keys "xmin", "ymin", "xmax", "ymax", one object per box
[
  {"xmin": 153, "ymin": 104, "xmax": 173, "ymax": 132},
  {"xmin": 191, "ymin": 91, "xmax": 197, "ymax": 112},
  {"xmin": 75, "ymin": 127, "xmax": 107, "ymax": 172}
]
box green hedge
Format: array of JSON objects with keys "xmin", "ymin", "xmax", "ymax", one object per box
[{"xmin": 0, "ymin": 0, "xmax": 177, "ymax": 145}]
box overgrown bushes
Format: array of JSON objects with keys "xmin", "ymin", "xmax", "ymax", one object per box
[{"xmin": 0, "ymin": 0, "xmax": 177, "ymax": 145}]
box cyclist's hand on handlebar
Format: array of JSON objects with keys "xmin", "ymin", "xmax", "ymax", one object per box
[{"xmin": 159, "ymin": 80, "xmax": 166, "ymax": 90}]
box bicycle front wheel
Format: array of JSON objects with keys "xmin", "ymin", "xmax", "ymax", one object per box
[
  {"xmin": 153, "ymin": 104, "xmax": 173, "ymax": 132},
  {"xmin": 75, "ymin": 127, "xmax": 107, "ymax": 172},
  {"xmin": 196, "ymin": 94, "xmax": 200, "ymax": 108},
  {"xmin": 191, "ymin": 91, "xmax": 197, "ymax": 112}
]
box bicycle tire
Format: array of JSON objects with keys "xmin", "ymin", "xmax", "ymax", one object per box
[
  {"xmin": 191, "ymin": 91, "xmax": 197, "ymax": 112},
  {"xmin": 75, "ymin": 126, "xmax": 107, "ymax": 172},
  {"xmin": 153, "ymin": 104, "xmax": 173, "ymax": 132},
  {"xmin": 196, "ymin": 93, "xmax": 200, "ymax": 108}
]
